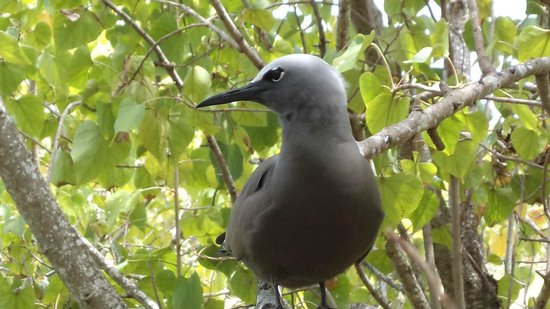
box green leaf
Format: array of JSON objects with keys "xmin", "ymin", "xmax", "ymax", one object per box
[
  {"xmin": 365, "ymin": 93, "xmax": 409, "ymax": 134},
  {"xmin": 432, "ymin": 140, "xmax": 478, "ymax": 179},
  {"xmin": 28, "ymin": 21, "xmax": 52, "ymax": 48},
  {"xmin": 105, "ymin": 190, "xmax": 139, "ymax": 227},
  {"xmin": 53, "ymin": 10, "xmax": 102, "ymax": 50},
  {"xmin": 378, "ymin": 174, "xmax": 424, "ymax": 227},
  {"xmin": 0, "ymin": 62, "xmax": 26, "ymax": 95},
  {"xmin": 4, "ymin": 95, "xmax": 45, "ymax": 137},
  {"xmin": 484, "ymin": 187, "xmax": 516, "ymax": 226},
  {"xmin": 139, "ymin": 108, "xmax": 170, "ymax": 162},
  {"xmin": 404, "ymin": 47, "xmax": 433, "ymax": 63},
  {"xmin": 51, "ymin": 150, "xmax": 76, "ymax": 186},
  {"xmin": 242, "ymin": 8, "xmax": 275, "ymax": 30},
  {"xmin": 37, "ymin": 51, "xmax": 62, "ymax": 88},
  {"xmin": 173, "ymin": 273, "xmax": 203, "ymax": 309},
  {"xmin": 229, "ymin": 268, "xmax": 256, "ymax": 304},
  {"xmin": 493, "ymin": 17, "xmax": 516, "ymax": 55},
  {"xmin": 71, "ymin": 121, "xmax": 108, "ymax": 184},
  {"xmin": 183, "ymin": 66, "xmax": 212, "ymax": 103},
  {"xmin": 333, "ymin": 33, "xmax": 373, "ymax": 73},
  {"xmin": 169, "ymin": 105, "xmax": 195, "ymax": 159},
  {"xmin": 0, "ymin": 278, "xmax": 36, "ymax": 309},
  {"xmin": 210, "ymin": 142, "xmax": 244, "ymax": 182},
  {"xmin": 516, "ymin": 26, "xmax": 550, "ymax": 61},
  {"xmin": 409, "ymin": 190, "xmax": 439, "ymax": 231},
  {"xmin": 0, "ymin": 31, "xmax": 32, "ymax": 65},
  {"xmin": 431, "ymin": 19, "xmax": 449, "ymax": 57},
  {"xmin": 510, "ymin": 126, "xmax": 546, "ymax": 160},
  {"xmin": 497, "ymin": 274, "xmax": 523, "ymax": 303},
  {"xmin": 115, "ymin": 98, "xmax": 145, "ymax": 132},
  {"xmin": 359, "ymin": 72, "xmax": 385, "ymax": 103},
  {"xmin": 512, "ymin": 104, "xmax": 539, "ymax": 131}
]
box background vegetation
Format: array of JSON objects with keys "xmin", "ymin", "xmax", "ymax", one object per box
[{"xmin": 0, "ymin": 0, "xmax": 549, "ymax": 308}]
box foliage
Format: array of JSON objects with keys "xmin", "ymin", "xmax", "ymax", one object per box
[{"xmin": 0, "ymin": 0, "xmax": 548, "ymax": 308}]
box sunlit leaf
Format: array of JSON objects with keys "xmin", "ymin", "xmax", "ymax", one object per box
[
  {"xmin": 71, "ymin": 121, "xmax": 108, "ymax": 184},
  {"xmin": 173, "ymin": 273, "xmax": 203, "ymax": 309},
  {"xmin": 516, "ymin": 26, "xmax": 550, "ymax": 61}
]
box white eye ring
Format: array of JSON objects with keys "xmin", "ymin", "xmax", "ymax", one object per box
[
  {"xmin": 272, "ymin": 70, "xmax": 285, "ymax": 82},
  {"xmin": 264, "ymin": 67, "xmax": 285, "ymax": 82}
]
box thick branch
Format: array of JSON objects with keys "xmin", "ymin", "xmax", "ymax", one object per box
[
  {"xmin": 466, "ymin": 0, "xmax": 495, "ymax": 76},
  {"xmin": 385, "ymin": 235, "xmax": 430, "ymax": 309},
  {"xmin": 535, "ymin": 271, "xmax": 550, "ymax": 309},
  {"xmin": 360, "ymin": 57, "xmax": 550, "ymax": 159},
  {"xmin": 209, "ymin": 0, "xmax": 264, "ymax": 69},
  {"xmin": 536, "ymin": 73, "xmax": 550, "ymax": 115},
  {"xmin": 450, "ymin": 176, "xmax": 465, "ymax": 309},
  {"xmin": 336, "ymin": 0, "xmax": 350, "ymax": 51},
  {"xmin": 0, "ymin": 100, "xmax": 126, "ymax": 308},
  {"xmin": 82, "ymin": 239, "xmax": 159, "ymax": 309}
]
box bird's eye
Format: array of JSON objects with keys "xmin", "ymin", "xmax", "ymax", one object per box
[{"xmin": 263, "ymin": 67, "xmax": 285, "ymax": 82}]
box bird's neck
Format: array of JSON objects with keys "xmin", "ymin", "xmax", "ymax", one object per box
[{"xmin": 279, "ymin": 105, "xmax": 355, "ymax": 149}]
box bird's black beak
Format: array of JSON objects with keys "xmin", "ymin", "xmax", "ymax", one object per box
[{"xmin": 196, "ymin": 81, "xmax": 264, "ymax": 108}]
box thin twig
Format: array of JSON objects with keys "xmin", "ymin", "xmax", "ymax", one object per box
[
  {"xmin": 153, "ymin": 0, "xmax": 240, "ymax": 50},
  {"xmin": 479, "ymin": 144, "xmax": 544, "ymax": 169},
  {"xmin": 206, "ymin": 135, "xmax": 238, "ymax": 202},
  {"xmin": 309, "ymin": 0, "xmax": 326, "ymax": 57},
  {"xmin": 362, "ymin": 262, "xmax": 404, "ymax": 291},
  {"xmin": 174, "ymin": 162, "xmax": 182, "ymax": 277},
  {"xmin": 102, "ymin": 0, "xmax": 183, "ymax": 88},
  {"xmin": 47, "ymin": 100, "xmax": 81, "ymax": 184},
  {"xmin": 209, "ymin": 0, "xmax": 264, "ymax": 69},
  {"xmin": 449, "ymin": 176, "xmax": 465, "ymax": 309},
  {"xmin": 466, "ymin": 0, "xmax": 494, "ymax": 76},
  {"xmin": 484, "ymin": 95, "xmax": 542, "ymax": 107},
  {"xmin": 293, "ymin": 7, "xmax": 308, "ymax": 54},
  {"xmin": 115, "ymin": 23, "xmax": 206, "ymax": 96},
  {"xmin": 354, "ymin": 263, "xmax": 392, "ymax": 309}
]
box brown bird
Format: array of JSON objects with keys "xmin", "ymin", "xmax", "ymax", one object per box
[{"xmin": 198, "ymin": 54, "xmax": 384, "ymax": 308}]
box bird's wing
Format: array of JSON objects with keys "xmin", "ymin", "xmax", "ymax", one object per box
[{"xmin": 223, "ymin": 155, "xmax": 278, "ymax": 260}]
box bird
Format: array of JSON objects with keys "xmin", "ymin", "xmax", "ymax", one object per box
[{"xmin": 197, "ymin": 54, "xmax": 384, "ymax": 308}]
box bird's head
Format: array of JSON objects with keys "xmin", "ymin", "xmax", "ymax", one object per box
[{"xmin": 196, "ymin": 54, "xmax": 347, "ymax": 115}]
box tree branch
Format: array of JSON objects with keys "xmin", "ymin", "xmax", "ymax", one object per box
[
  {"xmin": 82, "ymin": 238, "xmax": 159, "ymax": 309},
  {"xmin": 206, "ymin": 135, "xmax": 238, "ymax": 202},
  {"xmin": 336, "ymin": 0, "xmax": 350, "ymax": 51},
  {"xmin": 47, "ymin": 100, "xmax": 81, "ymax": 184},
  {"xmin": 535, "ymin": 73, "xmax": 550, "ymax": 115},
  {"xmin": 102, "ymin": 0, "xmax": 184, "ymax": 88},
  {"xmin": 449, "ymin": 176, "xmax": 465, "ymax": 309},
  {"xmin": 354, "ymin": 263, "xmax": 392, "ymax": 309},
  {"xmin": 0, "ymin": 99, "xmax": 127, "ymax": 308},
  {"xmin": 466, "ymin": 0, "xmax": 495, "ymax": 76},
  {"xmin": 153, "ymin": 0, "xmax": 240, "ymax": 50},
  {"xmin": 360, "ymin": 57, "xmax": 550, "ymax": 159},
  {"xmin": 209, "ymin": 0, "xmax": 265, "ymax": 69},
  {"xmin": 385, "ymin": 234, "xmax": 430, "ymax": 309},
  {"xmin": 309, "ymin": 0, "xmax": 327, "ymax": 57}
]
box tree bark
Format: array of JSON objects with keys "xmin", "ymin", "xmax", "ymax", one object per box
[{"xmin": 0, "ymin": 99, "xmax": 127, "ymax": 308}]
